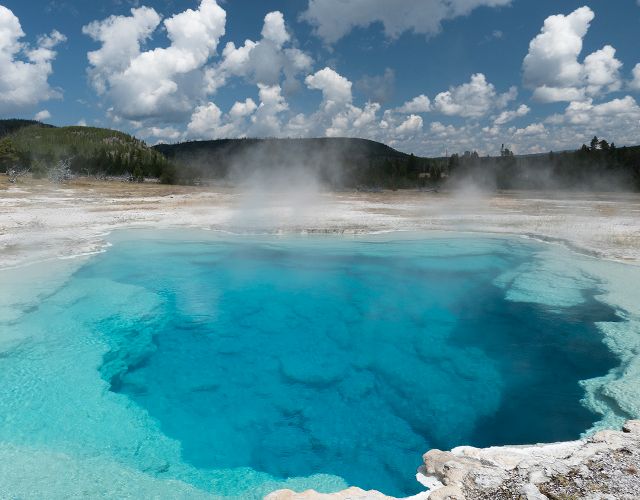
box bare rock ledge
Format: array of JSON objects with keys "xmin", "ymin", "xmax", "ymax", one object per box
[{"xmin": 266, "ymin": 420, "xmax": 640, "ymax": 500}]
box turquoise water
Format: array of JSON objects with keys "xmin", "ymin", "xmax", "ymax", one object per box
[{"xmin": 0, "ymin": 232, "xmax": 620, "ymax": 497}]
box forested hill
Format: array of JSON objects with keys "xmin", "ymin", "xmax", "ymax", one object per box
[
  {"xmin": 0, "ymin": 121, "xmax": 176, "ymax": 182},
  {"xmin": 155, "ymin": 136, "xmax": 640, "ymax": 190},
  {"xmin": 154, "ymin": 137, "xmax": 435, "ymax": 187},
  {"xmin": 0, "ymin": 119, "xmax": 54, "ymax": 138},
  {"xmin": 154, "ymin": 137, "xmax": 409, "ymax": 162}
]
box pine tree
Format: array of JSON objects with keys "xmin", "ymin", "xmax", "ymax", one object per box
[{"xmin": 0, "ymin": 138, "xmax": 20, "ymax": 172}]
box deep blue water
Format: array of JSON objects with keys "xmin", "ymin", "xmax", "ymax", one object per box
[{"xmin": 76, "ymin": 232, "xmax": 618, "ymax": 497}]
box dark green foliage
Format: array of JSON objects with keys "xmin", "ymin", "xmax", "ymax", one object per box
[
  {"xmin": 448, "ymin": 153, "xmax": 460, "ymax": 173},
  {"xmin": 159, "ymin": 162, "xmax": 178, "ymax": 185},
  {"xmin": 546, "ymin": 139, "xmax": 640, "ymax": 190},
  {"xmin": 132, "ymin": 164, "xmax": 145, "ymax": 183},
  {"xmin": 0, "ymin": 138, "xmax": 21, "ymax": 172},
  {"xmin": 448, "ymin": 138, "xmax": 640, "ymax": 191},
  {"xmin": 0, "ymin": 119, "xmax": 54, "ymax": 138},
  {"xmin": 1, "ymin": 121, "xmax": 177, "ymax": 183},
  {"xmin": 155, "ymin": 137, "xmax": 445, "ymax": 189}
]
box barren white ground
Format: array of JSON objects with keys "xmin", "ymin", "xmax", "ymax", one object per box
[{"xmin": 2, "ymin": 180, "xmax": 640, "ymax": 268}]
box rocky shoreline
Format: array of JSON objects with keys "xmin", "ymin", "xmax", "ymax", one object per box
[{"xmin": 268, "ymin": 421, "xmax": 640, "ymax": 499}]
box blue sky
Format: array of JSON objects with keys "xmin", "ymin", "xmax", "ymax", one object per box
[{"xmin": 1, "ymin": 0, "xmax": 640, "ymax": 155}]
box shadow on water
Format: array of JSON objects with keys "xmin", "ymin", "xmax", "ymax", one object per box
[{"xmin": 451, "ymin": 286, "xmax": 620, "ymax": 449}]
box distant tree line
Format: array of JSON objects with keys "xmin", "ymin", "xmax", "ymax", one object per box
[
  {"xmin": 346, "ymin": 154, "xmax": 446, "ymax": 190},
  {"xmin": 446, "ymin": 138, "xmax": 640, "ymax": 191},
  {"xmin": 2, "ymin": 119, "xmax": 640, "ymax": 191},
  {"xmin": 156, "ymin": 135, "xmax": 640, "ymax": 191}
]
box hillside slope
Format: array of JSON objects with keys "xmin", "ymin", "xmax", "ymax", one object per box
[
  {"xmin": 0, "ymin": 119, "xmax": 54, "ymax": 138},
  {"xmin": 154, "ymin": 137, "xmax": 410, "ymax": 162},
  {"xmin": 1, "ymin": 121, "xmax": 175, "ymax": 181},
  {"xmin": 155, "ymin": 137, "xmax": 436, "ymax": 188}
]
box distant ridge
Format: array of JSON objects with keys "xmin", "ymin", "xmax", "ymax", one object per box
[
  {"xmin": 154, "ymin": 137, "xmax": 411, "ymax": 163},
  {"xmin": 153, "ymin": 137, "xmax": 428, "ymax": 187},
  {"xmin": 0, "ymin": 119, "xmax": 55, "ymax": 138}
]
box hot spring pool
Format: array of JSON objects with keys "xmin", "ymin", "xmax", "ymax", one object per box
[{"xmin": 0, "ymin": 231, "xmax": 629, "ymax": 497}]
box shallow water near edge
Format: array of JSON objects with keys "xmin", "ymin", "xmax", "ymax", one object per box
[{"xmin": 0, "ymin": 231, "xmax": 625, "ymax": 497}]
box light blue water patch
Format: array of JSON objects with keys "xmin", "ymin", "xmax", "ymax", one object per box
[{"xmin": 0, "ymin": 231, "xmax": 621, "ymax": 498}]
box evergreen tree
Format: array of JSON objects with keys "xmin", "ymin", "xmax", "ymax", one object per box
[
  {"xmin": 407, "ymin": 153, "xmax": 418, "ymax": 172},
  {"xmin": 0, "ymin": 138, "xmax": 20, "ymax": 172},
  {"xmin": 159, "ymin": 162, "xmax": 177, "ymax": 184},
  {"xmin": 132, "ymin": 164, "xmax": 145, "ymax": 183},
  {"xmin": 448, "ymin": 153, "xmax": 460, "ymax": 173}
]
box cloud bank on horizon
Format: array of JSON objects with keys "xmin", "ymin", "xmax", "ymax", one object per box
[{"xmin": 1, "ymin": 0, "xmax": 640, "ymax": 156}]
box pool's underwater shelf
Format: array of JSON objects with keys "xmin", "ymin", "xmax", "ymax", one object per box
[{"xmin": 0, "ymin": 231, "xmax": 638, "ymax": 499}]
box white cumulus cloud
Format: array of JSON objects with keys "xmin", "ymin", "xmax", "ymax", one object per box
[
  {"xmin": 629, "ymin": 63, "xmax": 640, "ymax": 91},
  {"xmin": 262, "ymin": 11, "xmax": 290, "ymax": 46},
  {"xmin": 433, "ymin": 73, "xmax": 515, "ymax": 118},
  {"xmin": 229, "ymin": 98, "xmax": 257, "ymax": 120},
  {"xmin": 514, "ymin": 122, "xmax": 546, "ymax": 137},
  {"xmin": 301, "ymin": 0, "xmax": 512, "ymax": 44},
  {"xmin": 523, "ymin": 7, "xmax": 622, "ymax": 102},
  {"xmin": 561, "ymin": 96, "xmax": 640, "ymax": 126},
  {"xmin": 83, "ymin": 0, "xmax": 226, "ymax": 122},
  {"xmin": 396, "ymin": 114, "xmax": 423, "ymax": 135},
  {"xmin": 211, "ymin": 11, "xmax": 312, "ymax": 94},
  {"xmin": 305, "ymin": 67, "xmax": 353, "ymax": 110},
  {"xmin": 396, "ymin": 95, "xmax": 431, "ymax": 114},
  {"xmin": 82, "ymin": 6, "xmax": 161, "ymax": 94},
  {"xmin": 187, "ymin": 102, "xmax": 223, "ymax": 139},
  {"xmin": 185, "ymin": 98, "xmax": 260, "ymax": 140},
  {"xmin": 139, "ymin": 126, "xmax": 182, "ymax": 142},
  {"xmin": 249, "ymin": 83, "xmax": 289, "ymax": 137},
  {"xmin": 583, "ymin": 45, "xmax": 623, "ymax": 95},
  {"xmin": 493, "ymin": 104, "xmax": 530, "ymax": 125},
  {"xmin": 34, "ymin": 109, "xmax": 51, "ymax": 121},
  {"xmin": 325, "ymin": 102, "xmax": 381, "ymax": 137},
  {"xmin": 0, "ymin": 5, "xmax": 66, "ymax": 114}
]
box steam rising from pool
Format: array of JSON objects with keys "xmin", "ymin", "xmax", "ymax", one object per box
[{"xmin": 0, "ymin": 231, "xmax": 626, "ymax": 498}]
